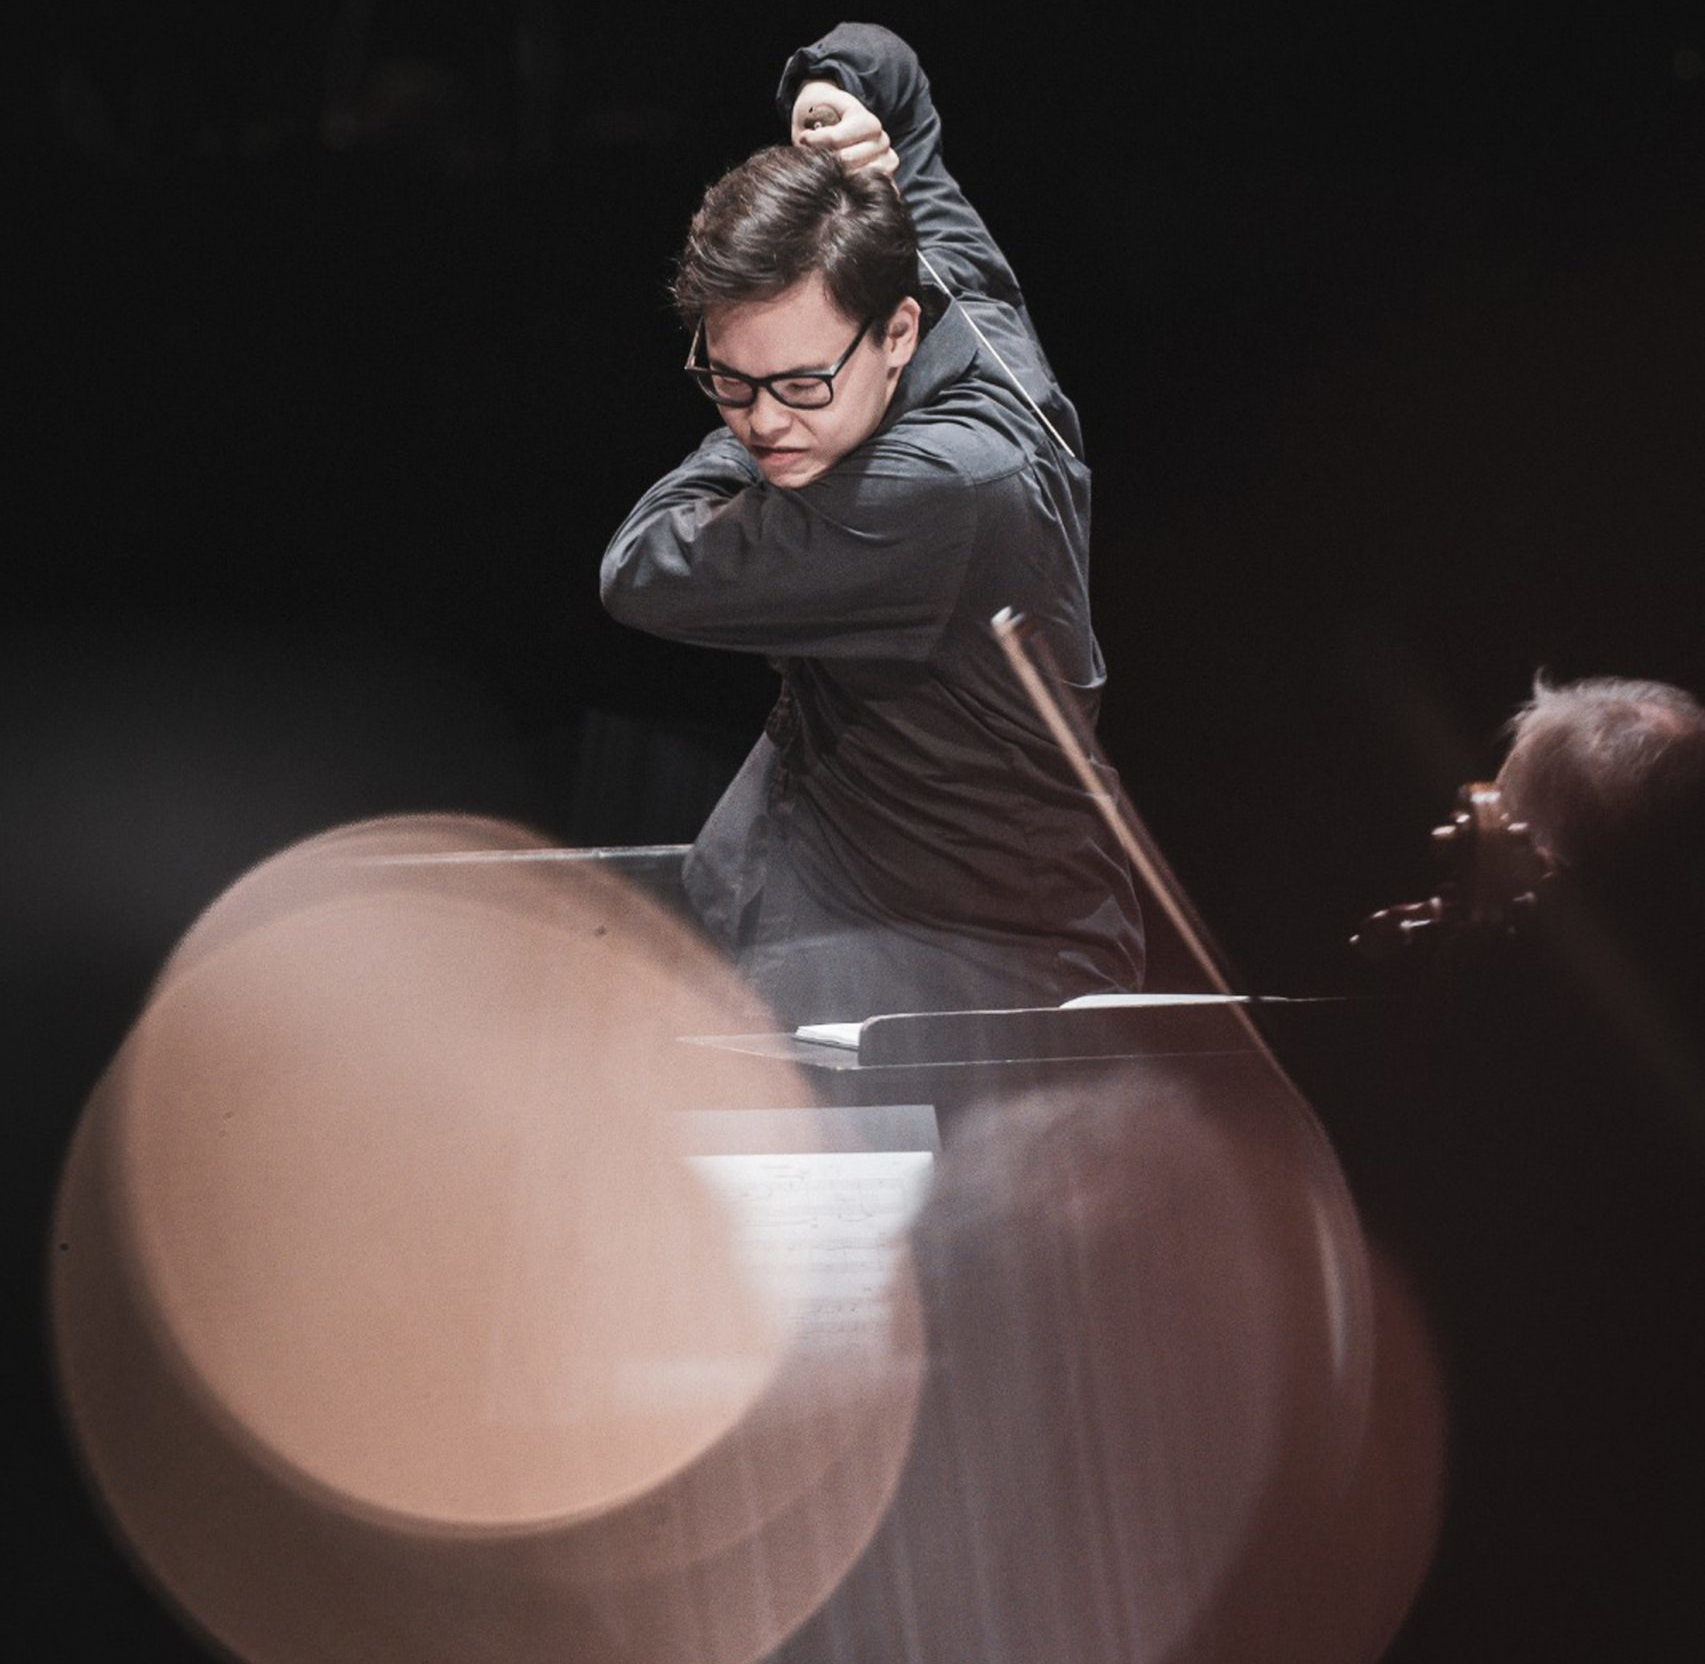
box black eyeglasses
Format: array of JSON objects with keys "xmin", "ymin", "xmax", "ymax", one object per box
[{"xmin": 685, "ymin": 316, "xmax": 875, "ymax": 409}]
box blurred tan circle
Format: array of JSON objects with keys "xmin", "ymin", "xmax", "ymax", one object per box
[{"xmin": 54, "ymin": 816, "xmax": 923, "ymax": 1664}]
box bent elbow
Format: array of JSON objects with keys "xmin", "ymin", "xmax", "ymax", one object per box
[
  {"xmin": 598, "ymin": 547, "xmax": 643, "ymax": 624},
  {"xmin": 600, "ymin": 546, "xmax": 682, "ymax": 638}
]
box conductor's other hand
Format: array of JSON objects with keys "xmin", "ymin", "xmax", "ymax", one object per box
[{"xmin": 790, "ymin": 80, "xmax": 899, "ymax": 179}]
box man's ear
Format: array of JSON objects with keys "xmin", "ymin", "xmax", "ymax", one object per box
[{"xmin": 883, "ymin": 297, "xmax": 922, "ymax": 371}]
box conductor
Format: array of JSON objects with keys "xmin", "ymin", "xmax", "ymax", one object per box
[{"xmin": 601, "ymin": 24, "xmax": 1144, "ymax": 1023}]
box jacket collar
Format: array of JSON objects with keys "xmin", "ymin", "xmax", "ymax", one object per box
[{"xmin": 877, "ymin": 303, "xmax": 979, "ymax": 435}]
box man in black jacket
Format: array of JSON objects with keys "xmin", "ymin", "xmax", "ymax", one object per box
[{"xmin": 602, "ymin": 25, "xmax": 1143, "ymax": 1024}]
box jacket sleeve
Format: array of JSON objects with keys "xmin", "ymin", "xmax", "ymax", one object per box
[
  {"xmin": 599, "ymin": 423, "xmax": 979, "ymax": 661},
  {"xmin": 776, "ymin": 24, "xmax": 1024, "ymax": 309}
]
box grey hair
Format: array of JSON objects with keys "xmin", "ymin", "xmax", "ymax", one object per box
[{"xmin": 1498, "ymin": 674, "xmax": 1705, "ymax": 900}]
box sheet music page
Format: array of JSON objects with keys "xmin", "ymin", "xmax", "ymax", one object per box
[
  {"xmin": 690, "ymin": 1151, "xmax": 934, "ymax": 1355},
  {"xmin": 791, "ymin": 1021, "xmax": 863, "ymax": 1049}
]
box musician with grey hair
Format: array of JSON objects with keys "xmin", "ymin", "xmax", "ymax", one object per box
[
  {"xmin": 601, "ymin": 24, "xmax": 1143, "ymax": 1023},
  {"xmin": 1497, "ymin": 673, "xmax": 1705, "ymax": 941},
  {"xmin": 1375, "ymin": 679, "xmax": 1705, "ymax": 1656}
]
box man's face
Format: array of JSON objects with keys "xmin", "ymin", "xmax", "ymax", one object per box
[{"xmin": 703, "ymin": 275, "xmax": 920, "ymax": 488}]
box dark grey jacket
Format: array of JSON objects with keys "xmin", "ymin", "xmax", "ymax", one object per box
[{"xmin": 601, "ymin": 24, "xmax": 1143, "ymax": 1023}]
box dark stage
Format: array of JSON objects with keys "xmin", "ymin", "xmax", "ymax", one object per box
[{"xmin": 9, "ymin": 5, "xmax": 1702, "ymax": 1659}]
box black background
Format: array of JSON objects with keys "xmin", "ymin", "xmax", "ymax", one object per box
[{"xmin": 9, "ymin": 4, "xmax": 1703, "ymax": 1658}]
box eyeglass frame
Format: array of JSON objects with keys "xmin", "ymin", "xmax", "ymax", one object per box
[{"xmin": 684, "ymin": 314, "xmax": 877, "ymax": 409}]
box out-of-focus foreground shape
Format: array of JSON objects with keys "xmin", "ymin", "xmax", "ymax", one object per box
[
  {"xmin": 51, "ymin": 815, "xmax": 924, "ymax": 1664},
  {"xmin": 769, "ymin": 1050, "xmax": 1446, "ymax": 1664}
]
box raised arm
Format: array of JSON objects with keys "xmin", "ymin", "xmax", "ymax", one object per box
[{"xmin": 778, "ymin": 24, "xmax": 1023, "ymax": 307}]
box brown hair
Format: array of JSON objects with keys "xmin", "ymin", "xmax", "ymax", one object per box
[{"xmin": 670, "ymin": 144, "xmax": 919, "ymax": 328}]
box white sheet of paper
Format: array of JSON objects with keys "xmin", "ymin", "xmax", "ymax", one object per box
[
  {"xmin": 690, "ymin": 1151, "xmax": 934, "ymax": 1354},
  {"xmin": 792, "ymin": 1021, "xmax": 865, "ymax": 1049}
]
